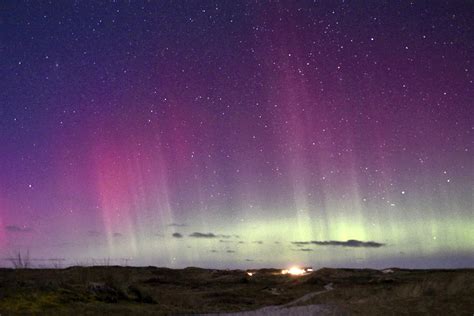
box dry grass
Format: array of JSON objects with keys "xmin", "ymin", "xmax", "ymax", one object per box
[{"xmin": 0, "ymin": 267, "xmax": 472, "ymax": 315}]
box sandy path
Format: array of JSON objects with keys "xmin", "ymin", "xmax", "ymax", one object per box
[
  {"xmin": 282, "ymin": 282, "xmax": 333, "ymax": 308},
  {"xmin": 196, "ymin": 283, "xmax": 335, "ymax": 316}
]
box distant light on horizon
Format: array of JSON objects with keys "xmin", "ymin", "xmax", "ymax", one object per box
[{"xmin": 282, "ymin": 266, "xmax": 307, "ymax": 276}]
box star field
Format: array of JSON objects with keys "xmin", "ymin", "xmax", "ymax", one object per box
[{"xmin": 0, "ymin": 1, "xmax": 472, "ymax": 268}]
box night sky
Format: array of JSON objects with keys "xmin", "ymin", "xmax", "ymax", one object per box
[{"xmin": 0, "ymin": 1, "xmax": 472, "ymax": 269}]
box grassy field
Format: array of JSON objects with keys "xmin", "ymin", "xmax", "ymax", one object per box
[{"xmin": 0, "ymin": 266, "xmax": 472, "ymax": 315}]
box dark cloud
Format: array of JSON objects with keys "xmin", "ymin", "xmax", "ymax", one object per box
[
  {"xmin": 219, "ymin": 239, "xmax": 233, "ymax": 243},
  {"xmin": 238, "ymin": 241, "xmax": 245, "ymax": 244},
  {"xmin": 172, "ymin": 232, "xmax": 183, "ymax": 238},
  {"xmin": 5, "ymin": 225, "xmax": 32, "ymax": 233},
  {"xmin": 189, "ymin": 232, "xmax": 239, "ymax": 239},
  {"xmin": 253, "ymin": 241, "xmax": 263, "ymax": 244},
  {"xmin": 113, "ymin": 233, "xmax": 123, "ymax": 238},
  {"xmin": 298, "ymin": 248, "xmax": 313, "ymax": 252},
  {"xmin": 291, "ymin": 239, "xmax": 385, "ymax": 248},
  {"xmin": 190, "ymin": 232, "xmax": 217, "ymax": 238},
  {"xmin": 210, "ymin": 249, "xmax": 218, "ymax": 253},
  {"xmin": 226, "ymin": 250, "xmax": 236, "ymax": 253},
  {"xmin": 167, "ymin": 223, "xmax": 187, "ymax": 227},
  {"xmin": 292, "ymin": 242, "xmax": 311, "ymax": 245},
  {"xmin": 245, "ymin": 259, "xmax": 254, "ymax": 262}
]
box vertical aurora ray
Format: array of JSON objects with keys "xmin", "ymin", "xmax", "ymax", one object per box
[
  {"xmin": 0, "ymin": 196, "xmax": 7, "ymax": 250},
  {"xmin": 95, "ymin": 146, "xmax": 139, "ymax": 255},
  {"xmin": 92, "ymin": 133, "xmax": 181, "ymax": 258}
]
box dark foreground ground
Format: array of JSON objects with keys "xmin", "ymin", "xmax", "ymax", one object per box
[{"xmin": 0, "ymin": 266, "xmax": 473, "ymax": 315}]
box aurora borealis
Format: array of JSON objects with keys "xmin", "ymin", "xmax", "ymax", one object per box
[{"xmin": 0, "ymin": 1, "xmax": 472, "ymax": 269}]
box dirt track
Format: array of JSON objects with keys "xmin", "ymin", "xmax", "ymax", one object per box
[{"xmin": 199, "ymin": 283, "xmax": 337, "ymax": 315}]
